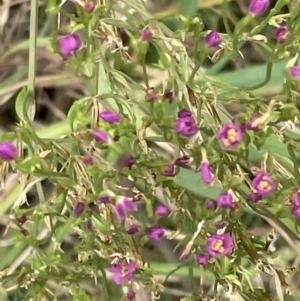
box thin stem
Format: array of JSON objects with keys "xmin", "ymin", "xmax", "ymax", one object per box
[
  {"xmin": 188, "ymin": 60, "xmax": 203, "ymax": 84},
  {"xmin": 28, "ymin": 0, "xmax": 38, "ymax": 96}
]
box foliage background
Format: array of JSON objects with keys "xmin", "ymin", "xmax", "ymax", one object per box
[{"xmin": 1, "ymin": 0, "xmax": 300, "ymax": 300}]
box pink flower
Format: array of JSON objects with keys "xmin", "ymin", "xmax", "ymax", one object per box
[
  {"xmin": 206, "ymin": 233, "xmax": 233, "ymax": 257},
  {"xmin": 175, "ymin": 117, "xmax": 198, "ymax": 136},
  {"xmin": 177, "ymin": 109, "xmax": 192, "ymax": 118},
  {"xmin": 290, "ymin": 66, "xmax": 300, "ymax": 79},
  {"xmin": 99, "ymin": 196, "xmax": 111, "ymax": 204},
  {"xmin": 274, "ymin": 26, "xmax": 289, "ymax": 43},
  {"xmin": 205, "ymin": 200, "xmax": 216, "ymax": 210},
  {"xmin": 205, "ymin": 31, "xmax": 222, "ymax": 47},
  {"xmin": 124, "ymin": 157, "xmax": 135, "ymax": 169},
  {"xmin": 291, "ymin": 205, "xmax": 300, "ymax": 218},
  {"xmin": 127, "ymin": 226, "xmax": 139, "ymax": 235},
  {"xmin": 115, "ymin": 197, "xmax": 137, "ymax": 219},
  {"xmin": 250, "ymin": 192, "xmax": 263, "ymax": 203},
  {"xmin": 83, "ymin": 155, "xmax": 93, "ymax": 165},
  {"xmin": 0, "ymin": 142, "xmax": 17, "ymax": 161},
  {"xmin": 218, "ymin": 123, "xmax": 242, "ymax": 148},
  {"xmin": 240, "ymin": 113, "xmax": 260, "ymax": 132},
  {"xmin": 148, "ymin": 226, "xmax": 164, "ymax": 243},
  {"xmin": 16, "ymin": 215, "xmax": 27, "ymax": 225},
  {"xmin": 155, "ymin": 205, "xmax": 168, "ymax": 217},
  {"xmin": 99, "ymin": 110, "xmax": 121, "ymax": 124},
  {"xmin": 110, "ymin": 260, "xmax": 136, "ymax": 285},
  {"xmin": 200, "ymin": 161, "xmax": 212, "ymax": 184},
  {"xmin": 145, "ymin": 87, "xmax": 159, "ymax": 102},
  {"xmin": 127, "ymin": 289, "xmax": 135, "ymax": 300},
  {"xmin": 165, "ymin": 91, "xmax": 174, "ymax": 103},
  {"xmin": 92, "ymin": 129, "xmax": 109, "ymax": 143},
  {"xmin": 85, "ymin": 220, "xmax": 93, "ymax": 231},
  {"xmin": 59, "ymin": 33, "xmax": 82, "ymax": 57},
  {"xmin": 141, "ymin": 28, "xmax": 153, "ymax": 41},
  {"xmin": 74, "ymin": 202, "xmax": 85, "ymax": 217},
  {"xmin": 248, "ymin": 0, "xmax": 269, "ymax": 17},
  {"xmin": 161, "ymin": 164, "xmax": 175, "ymax": 177},
  {"xmin": 217, "ymin": 193, "xmax": 235, "ymax": 209},
  {"xmin": 174, "ymin": 155, "xmax": 191, "ymax": 168},
  {"xmin": 196, "ymin": 253, "xmax": 209, "ymax": 265},
  {"xmin": 293, "ymin": 187, "xmax": 300, "ymax": 206},
  {"xmin": 251, "ymin": 172, "xmax": 276, "ymax": 196}
]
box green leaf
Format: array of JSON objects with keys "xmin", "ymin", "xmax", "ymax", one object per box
[
  {"xmin": 278, "ymin": 103, "xmax": 299, "ymax": 122},
  {"xmin": 175, "ymin": 168, "xmax": 222, "ymax": 199},
  {"xmin": 179, "ymin": 0, "xmax": 198, "ymax": 16},
  {"xmin": 15, "ymin": 87, "xmax": 32, "ymax": 125}
]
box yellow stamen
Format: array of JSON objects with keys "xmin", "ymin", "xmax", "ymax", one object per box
[
  {"xmin": 227, "ymin": 129, "xmax": 237, "ymax": 143},
  {"xmin": 212, "ymin": 239, "xmax": 224, "ymax": 253},
  {"xmin": 260, "ymin": 176, "xmax": 270, "ymax": 190}
]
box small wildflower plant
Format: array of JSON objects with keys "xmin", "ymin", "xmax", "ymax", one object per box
[{"xmin": 2, "ymin": 0, "xmax": 300, "ymax": 300}]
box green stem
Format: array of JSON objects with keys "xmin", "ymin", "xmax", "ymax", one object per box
[
  {"xmin": 242, "ymin": 61, "xmax": 273, "ymax": 91},
  {"xmin": 28, "ymin": 0, "xmax": 38, "ymax": 96},
  {"xmin": 188, "ymin": 60, "xmax": 203, "ymax": 84}
]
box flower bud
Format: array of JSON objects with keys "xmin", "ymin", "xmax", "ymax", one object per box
[
  {"xmin": 59, "ymin": 34, "xmax": 82, "ymax": 57},
  {"xmin": 290, "ymin": 66, "xmax": 300, "ymax": 79},
  {"xmin": 92, "ymin": 129, "xmax": 109, "ymax": 144},
  {"xmin": 248, "ymin": 0, "xmax": 269, "ymax": 17},
  {"xmin": 274, "ymin": 25, "xmax": 289, "ymax": 43},
  {"xmin": 74, "ymin": 202, "xmax": 85, "ymax": 217},
  {"xmin": 99, "ymin": 110, "xmax": 121, "ymax": 124},
  {"xmin": 0, "ymin": 142, "xmax": 17, "ymax": 161},
  {"xmin": 205, "ymin": 31, "xmax": 222, "ymax": 47},
  {"xmin": 155, "ymin": 205, "xmax": 168, "ymax": 217},
  {"xmin": 141, "ymin": 28, "xmax": 153, "ymax": 42}
]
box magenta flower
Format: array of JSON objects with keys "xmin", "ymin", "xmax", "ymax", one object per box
[
  {"xmin": 218, "ymin": 123, "xmax": 242, "ymax": 148},
  {"xmin": 290, "ymin": 66, "xmax": 300, "ymax": 79},
  {"xmin": 205, "ymin": 199, "xmax": 216, "ymax": 210},
  {"xmin": 174, "ymin": 155, "xmax": 191, "ymax": 168},
  {"xmin": 59, "ymin": 33, "xmax": 82, "ymax": 57},
  {"xmin": 161, "ymin": 164, "xmax": 175, "ymax": 177},
  {"xmin": 274, "ymin": 26, "xmax": 289, "ymax": 43},
  {"xmin": 99, "ymin": 110, "xmax": 121, "ymax": 124},
  {"xmin": 175, "ymin": 117, "xmax": 198, "ymax": 136},
  {"xmin": 148, "ymin": 226, "xmax": 164, "ymax": 243},
  {"xmin": 165, "ymin": 91, "xmax": 174, "ymax": 103},
  {"xmin": 74, "ymin": 202, "xmax": 85, "ymax": 217},
  {"xmin": 250, "ymin": 192, "xmax": 263, "ymax": 203},
  {"xmin": 200, "ymin": 161, "xmax": 212, "ymax": 184},
  {"xmin": 127, "ymin": 289, "xmax": 135, "ymax": 300},
  {"xmin": 85, "ymin": 2, "xmax": 95, "ymax": 13},
  {"xmin": 252, "ymin": 172, "xmax": 276, "ymax": 196},
  {"xmin": 177, "ymin": 109, "xmax": 192, "ymax": 118},
  {"xmin": 16, "ymin": 215, "xmax": 27, "ymax": 225},
  {"xmin": 293, "ymin": 187, "xmax": 300, "ymax": 206},
  {"xmin": 215, "ymin": 221, "xmax": 228, "ymax": 229},
  {"xmin": 240, "ymin": 113, "xmax": 260, "ymax": 132},
  {"xmin": 92, "ymin": 129, "xmax": 109, "ymax": 143},
  {"xmin": 83, "ymin": 155, "xmax": 93, "ymax": 166},
  {"xmin": 124, "ymin": 157, "xmax": 135, "ymax": 169},
  {"xmin": 99, "ymin": 196, "xmax": 111, "ymax": 204},
  {"xmin": 248, "ymin": 0, "xmax": 269, "ymax": 17},
  {"xmin": 196, "ymin": 253, "xmax": 209, "ymax": 265},
  {"xmin": 110, "ymin": 260, "xmax": 136, "ymax": 285},
  {"xmin": 145, "ymin": 87, "xmax": 159, "ymax": 102},
  {"xmin": 217, "ymin": 193, "xmax": 235, "ymax": 209},
  {"xmin": 291, "ymin": 205, "xmax": 300, "ymax": 218},
  {"xmin": 155, "ymin": 205, "xmax": 168, "ymax": 217},
  {"xmin": 142, "ymin": 28, "xmax": 153, "ymax": 41},
  {"xmin": 127, "ymin": 226, "xmax": 139, "ymax": 235},
  {"xmin": 0, "ymin": 142, "xmax": 17, "ymax": 161},
  {"xmin": 206, "ymin": 233, "xmax": 233, "ymax": 257},
  {"xmin": 85, "ymin": 220, "xmax": 93, "ymax": 231},
  {"xmin": 205, "ymin": 31, "xmax": 222, "ymax": 47},
  {"xmin": 115, "ymin": 196, "xmax": 137, "ymax": 219}
]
